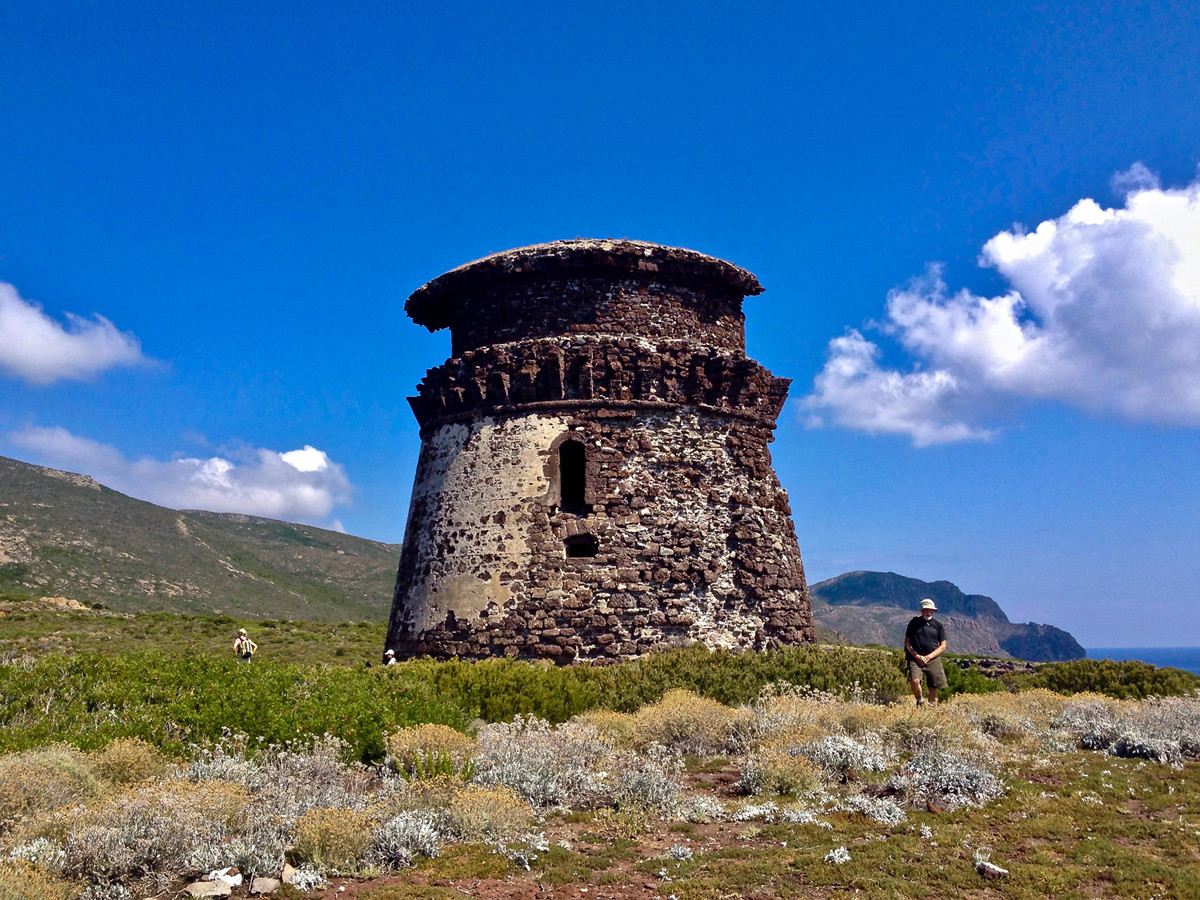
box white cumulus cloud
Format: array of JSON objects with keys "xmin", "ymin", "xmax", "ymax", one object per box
[
  {"xmin": 804, "ymin": 164, "xmax": 1200, "ymax": 444},
  {"xmin": 10, "ymin": 426, "xmax": 354, "ymax": 524},
  {"xmin": 0, "ymin": 283, "xmax": 151, "ymax": 384}
]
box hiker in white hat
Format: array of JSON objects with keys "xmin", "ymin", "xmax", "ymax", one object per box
[
  {"xmin": 383, "ymin": 648, "xmax": 397, "ymax": 666},
  {"xmin": 233, "ymin": 628, "xmax": 258, "ymax": 662},
  {"xmin": 904, "ymin": 598, "xmax": 947, "ymax": 706}
]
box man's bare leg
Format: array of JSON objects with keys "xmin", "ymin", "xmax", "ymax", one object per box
[{"xmin": 910, "ymin": 678, "xmax": 924, "ymax": 705}]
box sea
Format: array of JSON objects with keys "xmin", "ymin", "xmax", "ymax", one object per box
[{"xmin": 1086, "ymin": 647, "xmax": 1200, "ymax": 677}]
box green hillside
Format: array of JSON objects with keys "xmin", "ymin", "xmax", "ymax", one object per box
[{"xmin": 0, "ymin": 456, "xmax": 399, "ymax": 621}]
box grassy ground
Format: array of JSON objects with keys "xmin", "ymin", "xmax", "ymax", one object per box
[
  {"xmin": 0, "ymin": 598, "xmax": 387, "ymax": 667},
  {"xmin": 2, "ymin": 601, "xmax": 1199, "ymax": 899},
  {"xmin": 336, "ymin": 750, "xmax": 1200, "ymax": 900},
  {"xmin": 4, "ymin": 689, "xmax": 1197, "ymax": 900}
]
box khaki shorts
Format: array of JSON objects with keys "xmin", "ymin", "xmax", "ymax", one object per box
[{"xmin": 907, "ymin": 656, "xmax": 948, "ymax": 689}]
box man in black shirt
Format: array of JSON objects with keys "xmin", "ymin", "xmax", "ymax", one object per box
[{"xmin": 904, "ymin": 598, "xmax": 947, "ymax": 706}]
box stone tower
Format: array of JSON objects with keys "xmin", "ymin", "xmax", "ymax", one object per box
[{"xmin": 386, "ymin": 239, "xmax": 814, "ymax": 662}]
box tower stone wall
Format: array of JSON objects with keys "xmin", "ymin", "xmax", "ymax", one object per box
[{"xmin": 387, "ymin": 239, "xmax": 815, "ymax": 662}]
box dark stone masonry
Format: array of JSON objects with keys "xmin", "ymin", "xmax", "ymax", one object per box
[{"xmin": 386, "ymin": 239, "xmax": 815, "ymax": 663}]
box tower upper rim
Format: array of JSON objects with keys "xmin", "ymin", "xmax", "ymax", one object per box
[{"xmin": 405, "ymin": 239, "xmax": 764, "ymax": 331}]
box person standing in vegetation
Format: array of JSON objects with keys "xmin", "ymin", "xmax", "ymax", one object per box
[
  {"xmin": 233, "ymin": 628, "xmax": 257, "ymax": 662},
  {"xmin": 905, "ymin": 598, "xmax": 947, "ymax": 706}
]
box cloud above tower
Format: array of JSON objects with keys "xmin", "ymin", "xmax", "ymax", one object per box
[
  {"xmin": 9, "ymin": 425, "xmax": 353, "ymax": 523},
  {"xmin": 803, "ymin": 164, "xmax": 1200, "ymax": 445},
  {"xmin": 0, "ymin": 283, "xmax": 151, "ymax": 384}
]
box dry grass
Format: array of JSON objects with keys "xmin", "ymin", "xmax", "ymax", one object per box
[
  {"xmin": 293, "ymin": 806, "xmax": 376, "ymax": 874},
  {"xmin": 0, "ymin": 745, "xmax": 101, "ymax": 834},
  {"xmin": 574, "ymin": 709, "xmax": 637, "ymax": 747},
  {"xmin": 385, "ymin": 724, "xmax": 475, "ymax": 780},
  {"xmin": 88, "ymin": 738, "xmax": 169, "ymax": 786},
  {"xmin": 442, "ymin": 784, "xmax": 532, "ymax": 841},
  {"xmin": 2, "ymin": 688, "xmax": 1198, "ymax": 898},
  {"xmin": 630, "ymin": 689, "xmax": 747, "ymax": 756},
  {"xmin": 737, "ymin": 740, "xmax": 821, "ymax": 796},
  {"xmin": 0, "ymin": 859, "xmax": 77, "ymax": 900}
]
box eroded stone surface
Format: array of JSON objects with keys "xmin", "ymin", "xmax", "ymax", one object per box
[{"xmin": 387, "ymin": 240, "xmax": 815, "ymax": 662}]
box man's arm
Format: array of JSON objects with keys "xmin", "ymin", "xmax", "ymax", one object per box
[{"xmin": 907, "ymin": 637, "xmax": 936, "ymax": 666}]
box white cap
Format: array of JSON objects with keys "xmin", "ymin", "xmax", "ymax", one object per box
[
  {"xmin": 920, "ymin": 598, "xmax": 937, "ymax": 611},
  {"xmin": 385, "ymin": 649, "xmax": 395, "ymax": 656}
]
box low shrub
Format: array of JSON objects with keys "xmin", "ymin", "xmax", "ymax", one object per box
[
  {"xmin": 6, "ymin": 836, "xmax": 66, "ymax": 872},
  {"xmin": 442, "ymin": 784, "xmax": 532, "ymax": 841},
  {"xmin": 365, "ymin": 810, "xmax": 441, "ymax": 870},
  {"xmin": 1054, "ymin": 696, "xmax": 1125, "ymax": 751},
  {"xmin": 473, "ymin": 716, "xmax": 608, "ymax": 809},
  {"xmin": 0, "ymin": 746, "xmax": 101, "ymax": 834},
  {"xmin": 187, "ymin": 733, "xmax": 374, "ymax": 821},
  {"xmin": 942, "ymin": 659, "xmax": 1003, "ymax": 696},
  {"xmin": 834, "ymin": 794, "xmax": 907, "ymax": 826},
  {"xmin": 1054, "ymin": 694, "xmax": 1200, "ymax": 762},
  {"xmin": 89, "ymin": 739, "xmax": 168, "ymax": 787},
  {"xmin": 609, "ymin": 745, "xmax": 683, "ymax": 815},
  {"xmin": 292, "ymin": 807, "xmax": 375, "ymax": 874},
  {"xmin": 678, "ymin": 794, "xmax": 726, "ymax": 823},
  {"xmin": 584, "ymin": 645, "xmax": 909, "ymax": 712},
  {"xmin": 797, "ymin": 734, "xmax": 890, "ymax": 780},
  {"xmin": 630, "ymin": 689, "xmax": 743, "ymax": 756},
  {"xmin": 64, "ymin": 779, "xmax": 252, "ymax": 883},
  {"xmin": 0, "ymin": 651, "xmax": 469, "ymax": 763},
  {"xmin": 736, "ymin": 742, "xmax": 820, "ymax": 796},
  {"xmin": 1128, "ymin": 695, "xmax": 1200, "ymax": 759},
  {"xmin": 888, "ymin": 747, "xmax": 1005, "ymax": 810},
  {"xmin": 399, "ymin": 657, "xmax": 599, "ymax": 723},
  {"xmin": 385, "ymin": 724, "xmax": 475, "ymax": 781}
]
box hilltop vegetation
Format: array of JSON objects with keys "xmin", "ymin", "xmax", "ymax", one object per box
[{"xmin": 0, "ymin": 456, "xmax": 398, "ymax": 621}]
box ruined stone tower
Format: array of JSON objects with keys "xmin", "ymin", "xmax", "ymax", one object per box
[{"xmin": 386, "ymin": 239, "xmax": 815, "ymax": 662}]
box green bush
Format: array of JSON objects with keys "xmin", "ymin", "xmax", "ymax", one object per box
[
  {"xmin": 582, "ymin": 645, "xmax": 910, "ymax": 711},
  {"xmin": 0, "ymin": 643, "xmax": 920, "ymax": 763},
  {"xmin": 399, "ymin": 656, "xmax": 601, "ymax": 723},
  {"xmin": 394, "ymin": 645, "xmax": 909, "ymax": 723},
  {"xmin": 1008, "ymin": 658, "xmax": 1200, "ymax": 699},
  {"xmin": 0, "ymin": 651, "xmax": 468, "ymax": 762},
  {"xmin": 942, "ymin": 659, "xmax": 1003, "ymax": 697}
]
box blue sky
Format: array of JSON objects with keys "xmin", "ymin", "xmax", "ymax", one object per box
[{"xmin": 2, "ymin": 1, "xmax": 1197, "ymax": 646}]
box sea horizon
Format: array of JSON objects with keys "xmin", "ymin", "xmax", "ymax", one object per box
[{"xmin": 1086, "ymin": 646, "xmax": 1200, "ymax": 677}]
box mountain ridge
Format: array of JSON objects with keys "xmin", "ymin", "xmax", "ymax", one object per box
[{"xmin": 810, "ymin": 570, "xmax": 1085, "ymax": 661}]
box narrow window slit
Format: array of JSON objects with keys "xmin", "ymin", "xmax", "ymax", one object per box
[{"xmin": 559, "ymin": 439, "xmax": 587, "ymax": 514}]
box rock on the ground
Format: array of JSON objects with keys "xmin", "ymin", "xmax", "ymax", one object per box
[
  {"xmin": 184, "ymin": 881, "xmax": 232, "ymax": 898},
  {"xmin": 976, "ymin": 860, "xmax": 1009, "ymax": 879},
  {"xmin": 251, "ymin": 876, "xmax": 281, "ymax": 894}
]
